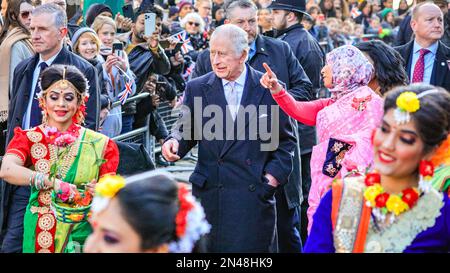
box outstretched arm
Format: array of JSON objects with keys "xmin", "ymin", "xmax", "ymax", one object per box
[{"xmin": 260, "ymin": 63, "xmax": 331, "ymax": 126}]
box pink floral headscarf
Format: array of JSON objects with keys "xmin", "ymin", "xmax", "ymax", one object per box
[{"xmin": 326, "ymin": 45, "xmax": 374, "ymax": 101}]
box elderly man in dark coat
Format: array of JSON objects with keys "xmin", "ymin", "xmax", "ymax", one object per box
[{"xmin": 162, "ymin": 24, "xmax": 296, "ymax": 252}]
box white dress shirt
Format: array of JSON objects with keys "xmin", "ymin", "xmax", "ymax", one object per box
[
  {"xmin": 410, "ymin": 40, "xmax": 438, "ymax": 84},
  {"xmin": 222, "ymin": 66, "xmax": 247, "ymax": 120}
]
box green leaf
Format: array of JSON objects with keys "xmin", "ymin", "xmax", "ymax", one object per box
[{"xmin": 95, "ymin": 159, "xmax": 107, "ymax": 166}]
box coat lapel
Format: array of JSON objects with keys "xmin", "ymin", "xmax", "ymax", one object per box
[
  {"xmin": 404, "ymin": 41, "xmax": 414, "ymax": 78},
  {"xmin": 220, "ymin": 66, "xmax": 265, "ymax": 158},
  {"xmin": 431, "ymin": 42, "xmax": 450, "ymax": 87},
  {"xmin": 204, "ymin": 73, "xmax": 229, "ymax": 153}
]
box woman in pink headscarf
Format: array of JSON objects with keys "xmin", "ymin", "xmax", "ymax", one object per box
[{"xmin": 260, "ymin": 45, "xmax": 384, "ymax": 233}]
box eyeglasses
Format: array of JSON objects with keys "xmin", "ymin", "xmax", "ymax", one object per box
[
  {"xmin": 20, "ymin": 11, "xmax": 31, "ymax": 19},
  {"xmin": 187, "ymin": 21, "xmax": 200, "ymax": 27}
]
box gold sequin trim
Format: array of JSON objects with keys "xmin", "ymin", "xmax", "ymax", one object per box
[
  {"xmin": 38, "ymin": 213, "xmax": 55, "ymax": 231},
  {"xmin": 30, "ymin": 206, "xmax": 51, "ymax": 214},
  {"xmin": 31, "ymin": 143, "xmax": 48, "ymax": 160},
  {"xmin": 26, "ymin": 131, "xmax": 43, "ymax": 143},
  {"xmin": 48, "ymin": 141, "xmax": 80, "ymax": 179},
  {"xmin": 38, "ymin": 190, "xmax": 52, "ymax": 206},
  {"xmin": 37, "ymin": 231, "xmax": 52, "ymax": 249},
  {"xmin": 35, "ymin": 159, "xmax": 50, "ymax": 174}
]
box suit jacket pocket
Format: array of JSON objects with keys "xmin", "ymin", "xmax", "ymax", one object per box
[
  {"xmin": 189, "ymin": 171, "xmax": 208, "ymax": 188},
  {"xmin": 260, "ymin": 176, "xmax": 277, "ymax": 200}
]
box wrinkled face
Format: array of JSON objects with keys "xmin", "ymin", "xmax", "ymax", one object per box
[
  {"xmin": 133, "ymin": 14, "xmax": 162, "ymax": 41},
  {"xmin": 179, "ymin": 4, "xmax": 193, "ymax": 19},
  {"xmin": 44, "ymin": 86, "xmax": 78, "ymax": 127},
  {"xmin": 197, "ymin": 1, "xmax": 212, "ymax": 18},
  {"xmin": 19, "ymin": 2, "xmax": 34, "ymax": 30},
  {"xmin": 226, "ymin": 7, "xmax": 258, "ymax": 44},
  {"xmin": 185, "ymin": 18, "xmax": 201, "ymax": 34},
  {"xmin": 321, "ymin": 64, "xmax": 333, "ymax": 88},
  {"xmin": 30, "ymin": 13, "xmax": 66, "ymax": 55},
  {"xmin": 411, "ymin": 4, "xmax": 444, "ymax": 42},
  {"xmin": 77, "ymin": 33, "xmax": 98, "ymax": 60},
  {"xmin": 84, "ymin": 198, "xmax": 144, "ymax": 253},
  {"xmin": 271, "ymin": 9, "xmax": 288, "ymax": 30},
  {"xmin": 210, "ymin": 36, "xmax": 247, "ymax": 81},
  {"xmin": 373, "ymin": 109, "xmax": 425, "ymax": 178},
  {"xmin": 97, "ymin": 23, "xmax": 116, "ymax": 48}
]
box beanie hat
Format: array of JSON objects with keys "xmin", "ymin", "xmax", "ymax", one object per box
[
  {"xmin": 85, "ymin": 3, "xmax": 113, "ymax": 27},
  {"xmin": 177, "ymin": 0, "xmax": 193, "ymax": 11},
  {"xmin": 380, "ymin": 8, "xmax": 393, "ymax": 19},
  {"xmin": 71, "ymin": 27, "xmax": 98, "ymax": 50}
]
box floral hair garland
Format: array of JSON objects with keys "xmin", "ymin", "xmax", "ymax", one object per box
[
  {"xmin": 91, "ymin": 173, "xmax": 211, "ymax": 253},
  {"xmin": 394, "ymin": 90, "xmax": 440, "ymax": 125},
  {"xmin": 168, "ymin": 184, "xmax": 211, "ymax": 253},
  {"xmin": 36, "ymin": 66, "xmax": 90, "ymax": 125}
]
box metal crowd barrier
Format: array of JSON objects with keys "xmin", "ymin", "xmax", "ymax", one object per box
[{"xmin": 111, "ymin": 92, "xmax": 153, "ymax": 159}]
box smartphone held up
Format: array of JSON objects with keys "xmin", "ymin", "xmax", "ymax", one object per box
[{"xmin": 144, "ymin": 12, "xmax": 157, "ymax": 37}]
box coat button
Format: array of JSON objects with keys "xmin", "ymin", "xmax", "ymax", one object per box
[
  {"xmin": 218, "ymin": 184, "xmax": 224, "ymax": 189},
  {"xmin": 218, "ymin": 159, "xmax": 223, "ymax": 165},
  {"xmin": 246, "ymin": 159, "xmax": 251, "ymax": 165},
  {"xmin": 248, "ymin": 184, "xmax": 256, "ymax": 192}
]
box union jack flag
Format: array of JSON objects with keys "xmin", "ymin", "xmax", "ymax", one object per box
[
  {"xmin": 351, "ymin": 7, "xmax": 361, "ymax": 19},
  {"xmin": 169, "ymin": 30, "xmax": 194, "ymax": 54},
  {"xmin": 118, "ymin": 80, "xmax": 134, "ymax": 105},
  {"xmin": 182, "ymin": 62, "xmax": 196, "ymax": 80}
]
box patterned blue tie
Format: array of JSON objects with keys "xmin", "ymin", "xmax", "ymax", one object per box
[{"xmin": 29, "ymin": 62, "xmax": 48, "ymax": 128}]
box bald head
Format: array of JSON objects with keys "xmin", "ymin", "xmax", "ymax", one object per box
[
  {"xmin": 412, "ymin": 2, "xmax": 442, "ymax": 20},
  {"xmin": 411, "ymin": 2, "xmax": 444, "ymax": 45}
]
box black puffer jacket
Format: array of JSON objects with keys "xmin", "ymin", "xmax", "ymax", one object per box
[{"xmin": 117, "ymin": 32, "xmax": 171, "ymax": 116}]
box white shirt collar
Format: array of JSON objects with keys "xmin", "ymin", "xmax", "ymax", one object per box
[
  {"xmin": 222, "ymin": 65, "xmax": 247, "ymax": 87},
  {"xmin": 38, "ymin": 46, "xmax": 63, "ymax": 67}
]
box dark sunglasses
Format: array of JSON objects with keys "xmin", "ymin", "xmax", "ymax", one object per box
[
  {"xmin": 20, "ymin": 11, "xmax": 31, "ymax": 19},
  {"xmin": 187, "ymin": 21, "xmax": 200, "ymax": 27}
]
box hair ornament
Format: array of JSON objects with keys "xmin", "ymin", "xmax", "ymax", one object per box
[{"xmin": 394, "ymin": 89, "xmax": 440, "ymax": 125}]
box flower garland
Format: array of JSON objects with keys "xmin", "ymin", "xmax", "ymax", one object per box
[
  {"xmin": 169, "ymin": 183, "xmax": 211, "ymax": 253},
  {"xmin": 43, "ymin": 123, "xmax": 80, "ymax": 147},
  {"xmin": 363, "ymin": 161, "xmax": 434, "ymax": 225}
]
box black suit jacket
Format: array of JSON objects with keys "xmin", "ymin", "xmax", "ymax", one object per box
[
  {"xmin": 395, "ymin": 41, "xmax": 450, "ymax": 91},
  {"xmin": 170, "ymin": 65, "xmax": 296, "ymax": 252}
]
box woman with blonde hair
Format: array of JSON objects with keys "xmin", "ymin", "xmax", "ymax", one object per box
[{"xmin": 90, "ymin": 16, "xmax": 137, "ymax": 136}]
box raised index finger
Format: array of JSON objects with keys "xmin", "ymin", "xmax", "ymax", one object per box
[{"xmin": 262, "ymin": 62, "xmax": 274, "ymax": 76}]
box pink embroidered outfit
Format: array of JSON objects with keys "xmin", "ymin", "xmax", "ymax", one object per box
[{"xmin": 272, "ymin": 45, "xmax": 384, "ymax": 232}]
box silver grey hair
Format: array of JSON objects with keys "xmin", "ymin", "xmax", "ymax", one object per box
[
  {"xmin": 32, "ymin": 3, "xmax": 68, "ymax": 28},
  {"xmin": 210, "ymin": 24, "xmax": 249, "ymax": 55},
  {"xmin": 224, "ymin": 0, "xmax": 258, "ymax": 19}
]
